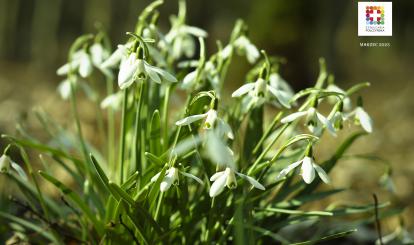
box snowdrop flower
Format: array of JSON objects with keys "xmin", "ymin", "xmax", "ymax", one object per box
[
  {"xmin": 276, "ymin": 145, "xmax": 330, "ymax": 184},
  {"xmin": 326, "ymin": 83, "xmax": 351, "ymax": 111},
  {"xmin": 57, "ymin": 79, "xmax": 73, "ymax": 100},
  {"xmin": 182, "ymin": 61, "xmax": 220, "ymax": 91},
  {"xmin": 175, "ymin": 109, "xmax": 234, "ymax": 139},
  {"xmin": 57, "ymin": 49, "xmax": 93, "ymax": 78},
  {"xmin": 232, "ymin": 67, "xmax": 292, "ymax": 110},
  {"xmin": 151, "ymin": 167, "xmax": 203, "ymax": 192},
  {"xmin": 222, "ymin": 35, "xmax": 259, "ymax": 64},
  {"xmin": 100, "ymin": 92, "xmax": 123, "ymax": 110},
  {"xmin": 101, "ymin": 44, "xmax": 130, "ymax": 69},
  {"xmin": 209, "ymin": 167, "xmax": 265, "ymax": 197},
  {"xmin": 269, "ymin": 73, "xmax": 295, "ymax": 100},
  {"xmin": 281, "ymin": 101, "xmax": 336, "ymax": 136},
  {"xmin": 346, "ymin": 100, "xmax": 373, "ymax": 133},
  {"xmin": 327, "ymin": 101, "xmax": 347, "ymax": 131},
  {"xmin": 118, "ymin": 46, "xmax": 177, "ymax": 89},
  {"xmin": 0, "ymin": 155, "xmax": 27, "ymax": 180},
  {"xmin": 162, "ymin": 14, "xmax": 207, "ymax": 60},
  {"xmin": 90, "ymin": 43, "xmax": 110, "ymax": 67}
]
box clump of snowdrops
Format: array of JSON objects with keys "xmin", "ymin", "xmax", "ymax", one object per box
[{"xmin": 0, "ymin": 0, "xmax": 399, "ymax": 244}]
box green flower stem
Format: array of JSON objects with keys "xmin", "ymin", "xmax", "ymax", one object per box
[
  {"xmin": 162, "ymin": 85, "xmax": 171, "ymax": 150},
  {"xmin": 119, "ymin": 88, "xmax": 129, "ymax": 184},
  {"xmin": 69, "ymin": 77, "xmax": 89, "ymax": 163},
  {"xmin": 106, "ymin": 77, "xmax": 115, "ymax": 173},
  {"xmin": 133, "ymin": 82, "xmax": 145, "ymax": 174}
]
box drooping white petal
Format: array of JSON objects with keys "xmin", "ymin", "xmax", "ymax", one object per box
[
  {"xmin": 118, "ymin": 54, "xmax": 138, "ymax": 89},
  {"xmin": 56, "ymin": 63, "xmax": 71, "ymax": 76},
  {"xmin": 356, "ymin": 107, "xmax": 373, "ymax": 133},
  {"xmin": 232, "ymin": 83, "xmax": 256, "ymax": 97},
  {"xmin": 245, "ymin": 43, "xmax": 260, "ymax": 64},
  {"xmin": 280, "ymin": 111, "xmax": 308, "ymax": 123},
  {"xmin": 100, "ymin": 93, "xmax": 122, "ymax": 110},
  {"xmin": 269, "ymin": 73, "xmax": 295, "ymax": 96},
  {"xmin": 175, "ymin": 113, "xmax": 207, "ymax": 126},
  {"xmin": 301, "ymin": 157, "xmax": 315, "ymax": 184},
  {"xmin": 101, "ymin": 45, "xmax": 127, "ymax": 69},
  {"xmin": 151, "ymin": 171, "xmax": 162, "ymax": 182},
  {"xmin": 236, "ymin": 172, "xmax": 265, "ymax": 190},
  {"xmin": 209, "ymin": 171, "xmax": 228, "ymax": 197},
  {"xmin": 276, "ymin": 160, "xmax": 303, "ymax": 180},
  {"xmin": 220, "ymin": 45, "xmax": 233, "ymax": 60},
  {"xmin": 180, "ymin": 171, "xmax": 204, "ymax": 185},
  {"xmin": 204, "ymin": 109, "xmax": 218, "ymax": 129},
  {"xmin": 10, "ymin": 161, "xmax": 28, "ymax": 181},
  {"xmin": 146, "ymin": 64, "xmax": 161, "ymax": 84},
  {"xmin": 182, "ymin": 70, "xmax": 197, "ymax": 89},
  {"xmin": 209, "ymin": 171, "xmax": 225, "ymax": 181},
  {"xmin": 90, "ymin": 43, "xmax": 105, "ymax": 65},
  {"xmin": 316, "ymin": 112, "xmax": 337, "ymax": 136},
  {"xmin": 144, "ymin": 61, "xmax": 177, "ymax": 83},
  {"xmin": 160, "ymin": 176, "xmax": 174, "ymax": 192},
  {"xmin": 313, "ymin": 164, "xmax": 330, "ymax": 184},
  {"xmin": 57, "ymin": 79, "xmax": 72, "ymax": 100},
  {"xmin": 204, "ymin": 131, "xmax": 235, "ymax": 169},
  {"xmin": 78, "ymin": 51, "xmax": 93, "ymax": 78},
  {"xmin": 267, "ymin": 85, "xmax": 291, "ymax": 108}
]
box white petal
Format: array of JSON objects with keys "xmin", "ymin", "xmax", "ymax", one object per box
[
  {"xmin": 209, "ymin": 172, "xmax": 228, "ymax": 197},
  {"xmin": 180, "ymin": 171, "xmax": 204, "ymax": 185},
  {"xmin": 57, "ymin": 79, "xmax": 72, "ymax": 100},
  {"xmin": 245, "ymin": 43, "xmax": 259, "ymax": 64},
  {"xmin": 236, "ymin": 172, "xmax": 265, "ymax": 190},
  {"xmin": 118, "ymin": 55, "xmax": 138, "ymax": 89},
  {"xmin": 280, "ymin": 111, "xmax": 308, "ymax": 123},
  {"xmin": 301, "ymin": 157, "xmax": 315, "ymax": 184},
  {"xmin": 275, "ymin": 160, "xmax": 302, "ymax": 181},
  {"xmin": 356, "ymin": 108, "xmax": 373, "ymax": 133},
  {"xmin": 146, "ymin": 64, "xmax": 161, "ymax": 84},
  {"xmin": 144, "ymin": 61, "xmax": 177, "ymax": 83},
  {"xmin": 220, "ymin": 45, "xmax": 233, "ymax": 59},
  {"xmin": 267, "ymin": 85, "xmax": 291, "ymax": 108},
  {"xmin": 182, "ymin": 70, "xmax": 197, "ymax": 89},
  {"xmin": 209, "ymin": 171, "xmax": 225, "ymax": 181},
  {"xmin": 160, "ymin": 177, "xmax": 173, "ymax": 192},
  {"xmin": 150, "ymin": 172, "xmax": 162, "ymax": 182},
  {"xmin": 56, "ymin": 63, "xmax": 71, "ymax": 75},
  {"xmin": 78, "ymin": 51, "xmax": 93, "ymax": 78},
  {"xmin": 175, "ymin": 113, "xmax": 207, "ymax": 126},
  {"xmin": 11, "ymin": 161, "xmax": 28, "ymax": 181},
  {"xmin": 313, "ymin": 163, "xmax": 330, "ymax": 184},
  {"xmin": 101, "ymin": 45, "xmax": 126, "ymax": 69},
  {"xmin": 204, "ymin": 131, "xmax": 235, "ymax": 169},
  {"xmin": 90, "ymin": 43, "xmax": 104, "ymax": 65},
  {"xmin": 232, "ymin": 83, "xmax": 255, "ymax": 97},
  {"xmin": 218, "ymin": 119, "xmax": 234, "ymax": 140},
  {"xmin": 316, "ymin": 112, "xmax": 337, "ymax": 136}
]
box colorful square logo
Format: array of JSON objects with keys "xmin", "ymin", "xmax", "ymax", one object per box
[{"xmin": 358, "ymin": 2, "xmax": 392, "ymax": 36}]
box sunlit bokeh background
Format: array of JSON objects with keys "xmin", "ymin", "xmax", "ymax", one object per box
[{"xmin": 1, "ymin": 0, "xmax": 413, "ymax": 240}]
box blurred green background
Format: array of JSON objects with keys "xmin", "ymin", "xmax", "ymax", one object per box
[{"xmin": 0, "ymin": 0, "xmax": 413, "ymax": 237}]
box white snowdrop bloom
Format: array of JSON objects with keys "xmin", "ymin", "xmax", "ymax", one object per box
[
  {"xmin": 232, "ymin": 77, "xmax": 292, "ymax": 110},
  {"xmin": 209, "ymin": 167, "xmax": 265, "ymax": 197},
  {"xmin": 175, "ymin": 109, "xmax": 234, "ymax": 139},
  {"xmin": 182, "ymin": 61, "xmax": 220, "ymax": 91},
  {"xmin": 276, "ymin": 156, "xmax": 330, "ymax": 184},
  {"xmin": 326, "ymin": 84, "xmax": 351, "ymax": 111},
  {"xmin": 0, "ymin": 155, "xmax": 28, "ymax": 180},
  {"xmin": 163, "ymin": 22, "xmax": 207, "ymax": 59},
  {"xmin": 90, "ymin": 43, "xmax": 110, "ymax": 67},
  {"xmin": 57, "ymin": 50, "xmax": 93, "ymax": 78},
  {"xmin": 100, "ymin": 92, "xmax": 123, "ymax": 110},
  {"xmin": 101, "ymin": 44, "xmax": 130, "ymax": 69},
  {"xmin": 118, "ymin": 52, "xmax": 177, "ymax": 89},
  {"xmin": 151, "ymin": 167, "xmax": 203, "ymax": 192},
  {"xmin": 222, "ymin": 35, "xmax": 259, "ymax": 64},
  {"xmin": 330, "ymin": 110, "xmax": 347, "ymax": 131},
  {"xmin": 57, "ymin": 79, "xmax": 72, "ymax": 100},
  {"xmin": 347, "ymin": 106, "xmax": 373, "ymax": 133},
  {"xmin": 269, "ymin": 73, "xmax": 295, "ymax": 99},
  {"xmin": 281, "ymin": 107, "xmax": 336, "ymax": 136}
]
